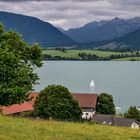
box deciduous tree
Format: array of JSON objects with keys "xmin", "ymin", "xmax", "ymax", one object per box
[
  {"xmin": 96, "ymin": 93, "xmax": 116, "ymax": 114},
  {"xmin": 124, "ymin": 106, "xmax": 140, "ymax": 122},
  {"xmin": 34, "ymin": 85, "xmax": 82, "ymax": 121},
  {"xmin": 0, "ymin": 24, "xmax": 42, "ymax": 106}
]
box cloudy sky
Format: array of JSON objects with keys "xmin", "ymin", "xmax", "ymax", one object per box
[{"xmin": 0, "ymin": 0, "xmax": 140, "ymax": 29}]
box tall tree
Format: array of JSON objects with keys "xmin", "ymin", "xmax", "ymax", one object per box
[
  {"xmin": 0, "ymin": 23, "xmax": 42, "ymax": 106},
  {"xmin": 34, "ymin": 85, "xmax": 82, "ymax": 121},
  {"xmin": 124, "ymin": 106, "xmax": 140, "ymax": 122},
  {"xmin": 96, "ymin": 93, "xmax": 116, "ymax": 114}
]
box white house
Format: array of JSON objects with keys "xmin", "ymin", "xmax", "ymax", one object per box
[
  {"xmin": 131, "ymin": 122, "xmax": 139, "ymax": 129},
  {"xmin": 72, "ymin": 93, "xmax": 97, "ymax": 119}
]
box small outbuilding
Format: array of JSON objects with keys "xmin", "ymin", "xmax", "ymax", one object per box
[{"xmin": 92, "ymin": 114, "xmax": 140, "ymax": 129}]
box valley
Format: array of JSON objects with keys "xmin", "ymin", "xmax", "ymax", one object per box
[
  {"xmin": 0, "ymin": 11, "xmax": 140, "ymax": 51},
  {"xmin": 42, "ymin": 50, "xmax": 140, "ymax": 61}
]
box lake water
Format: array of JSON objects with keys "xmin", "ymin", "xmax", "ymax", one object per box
[{"xmin": 34, "ymin": 61, "xmax": 140, "ymax": 112}]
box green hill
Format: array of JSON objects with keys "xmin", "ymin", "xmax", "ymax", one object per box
[
  {"xmin": 0, "ymin": 11, "xmax": 77, "ymax": 47},
  {"xmin": 66, "ymin": 17, "xmax": 140, "ymax": 43},
  {"xmin": 0, "ymin": 115, "xmax": 140, "ymax": 140},
  {"xmin": 87, "ymin": 29, "xmax": 140, "ymax": 51}
]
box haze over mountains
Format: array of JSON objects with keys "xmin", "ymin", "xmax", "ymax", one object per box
[{"xmin": 0, "ymin": 11, "xmax": 140, "ymax": 50}]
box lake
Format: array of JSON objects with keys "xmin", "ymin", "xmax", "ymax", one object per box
[{"xmin": 34, "ymin": 61, "xmax": 140, "ymax": 112}]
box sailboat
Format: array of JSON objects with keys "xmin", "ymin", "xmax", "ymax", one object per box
[
  {"xmin": 90, "ymin": 80, "xmax": 95, "ymax": 88},
  {"xmin": 115, "ymin": 97, "xmax": 122, "ymax": 110},
  {"xmin": 115, "ymin": 106, "xmax": 122, "ymax": 110},
  {"xmin": 137, "ymin": 106, "xmax": 140, "ymax": 111}
]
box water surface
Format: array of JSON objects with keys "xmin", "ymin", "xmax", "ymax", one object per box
[{"xmin": 34, "ymin": 61, "xmax": 140, "ymax": 112}]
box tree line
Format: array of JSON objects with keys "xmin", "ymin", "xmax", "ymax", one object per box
[
  {"xmin": 78, "ymin": 52, "xmax": 140, "ymax": 60},
  {"xmin": 43, "ymin": 52, "xmax": 140, "ymax": 61}
]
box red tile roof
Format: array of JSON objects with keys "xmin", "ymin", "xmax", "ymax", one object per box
[
  {"xmin": 1, "ymin": 92, "xmax": 38, "ymax": 115},
  {"xmin": 1, "ymin": 92, "xmax": 97, "ymax": 115},
  {"xmin": 72, "ymin": 93, "xmax": 97, "ymax": 108}
]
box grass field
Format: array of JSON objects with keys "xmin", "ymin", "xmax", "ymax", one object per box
[
  {"xmin": 43, "ymin": 50, "xmax": 140, "ymax": 61},
  {"xmin": 114, "ymin": 57, "xmax": 140, "ymax": 61},
  {"xmin": 42, "ymin": 50, "xmax": 122, "ymax": 59},
  {"xmin": 0, "ymin": 115, "xmax": 140, "ymax": 140}
]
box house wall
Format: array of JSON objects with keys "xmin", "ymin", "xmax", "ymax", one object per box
[
  {"xmin": 131, "ymin": 122, "xmax": 139, "ymax": 129},
  {"xmin": 82, "ymin": 110, "xmax": 95, "ymax": 119}
]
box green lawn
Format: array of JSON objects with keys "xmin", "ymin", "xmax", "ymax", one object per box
[
  {"xmin": 114, "ymin": 57, "xmax": 140, "ymax": 61},
  {"xmin": 0, "ymin": 115, "xmax": 140, "ymax": 140},
  {"xmin": 42, "ymin": 50, "xmax": 122, "ymax": 59},
  {"xmin": 43, "ymin": 50, "xmax": 140, "ymax": 61}
]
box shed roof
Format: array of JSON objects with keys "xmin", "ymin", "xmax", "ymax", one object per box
[
  {"xmin": 115, "ymin": 117, "xmax": 140, "ymax": 127},
  {"xmin": 92, "ymin": 114, "xmax": 140, "ymax": 127}
]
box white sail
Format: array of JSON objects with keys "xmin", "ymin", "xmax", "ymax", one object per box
[
  {"xmin": 115, "ymin": 106, "xmax": 122, "ymax": 110},
  {"xmin": 137, "ymin": 106, "xmax": 140, "ymax": 111},
  {"xmin": 90, "ymin": 80, "xmax": 95, "ymax": 88}
]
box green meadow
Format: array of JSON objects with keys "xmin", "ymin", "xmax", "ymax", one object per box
[
  {"xmin": 0, "ymin": 115, "xmax": 140, "ymax": 140},
  {"xmin": 43, "ymin": 50, "xmax": 140, "ymax": 60},
  {"xmin": 42, "ymin": 50, "xmax": 121, "ymax": 59},
  {"xmin": 114, "ymin": 57, "xmax": 140, "ymax": 61}
]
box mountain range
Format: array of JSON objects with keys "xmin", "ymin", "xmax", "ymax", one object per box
[
  {"xmin": 95, "ymin": 28, "xmax": 140, "ymax": 51},
  {"xmin": 0, "ymin": 11, "xmax": 76, "ymax": 47},
  {"xmin": 0, "ymin": 11, "xmax": 140, "ymax": 50},
  {"xmin": 65, "ymin": 17, "xmax": 140, "ymax": 43}
]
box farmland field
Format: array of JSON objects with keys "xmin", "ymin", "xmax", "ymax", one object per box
[
  {"xmin": 0, "ymin": 115, "xmax": 140, "ymax": 140},
  {"xmin": 42, "ymin": 50, "xmax": 140, "ymax": 60},
  {"xmin": 42, "ymin": 50, "xmax": 122, "ymax": 59}
]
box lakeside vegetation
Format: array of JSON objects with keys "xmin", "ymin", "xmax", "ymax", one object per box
[
  {"xmin": 42, "ymin": 49, "xmax": 140, "ymax": 61},
  {"xmin": 114, "ymin": 57, "xmax": 140, "ymax": 61},
  {"xmin": 0, "ymin": 24, "xmax": 42, "ymax": 106},
  {"xmin": 0, "ymin": 23, "xmax": 140, "ymax": 140},
  {"xmin": 0, "ymin": 115, "xmax": 140, "ymax": 140}
]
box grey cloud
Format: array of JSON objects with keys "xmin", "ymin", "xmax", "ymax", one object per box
[
  {"xmin": 0, "ymin": 0, "xmax": 139, "ymax": 29},
  {"xmin": 0, "ymin": 0, "xmax": 103, "ymax": 1}
]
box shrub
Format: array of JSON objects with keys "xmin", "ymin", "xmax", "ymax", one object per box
[{"xmin": 34, "ymin": 85, "xmax": 82, "ymax": 121}]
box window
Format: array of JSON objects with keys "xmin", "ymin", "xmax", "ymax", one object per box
[{"xmin": 86, "ymin": 113, "xmax": 89, "ymax": 115}]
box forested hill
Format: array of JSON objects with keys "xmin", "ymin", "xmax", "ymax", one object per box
[
  {"xmin": 66, "ymin": 17, "xmax": 140, "ymax": 43},
  {"xmin": 0, "ymin": 11, "xmax": 77, "ymax": 47},
  {"xmin": 93, "ymin": 28, "xmax": 140, "ymax": 51},
  {"xmin": 116, "ymin": 28, "xmax": 140, "ymax": 50}
]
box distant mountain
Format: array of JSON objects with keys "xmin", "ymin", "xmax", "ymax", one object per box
[
  {"xmin": 1, "ymin": 12, "xmax": 140, "ymax": 50},
  {"xmin": 66, "ymin": 17, "xmax": 140, "ymax": 43},
  {"xmin": 0, "ymin": 11, "xmax": 77, "ymax": 47},
  {"xmin": 85, "ymin": 28, "xmax": 140, "ymax": 51},
  {"xmin": 66, "ymin": 20, "xmax": 108, "ymax": 43},
  {"xmin": 57, "ymin": 27, "xmax": 66, "ymax": 34},
  {"xmin": 127, "ymin": 17, "xmax": 140, "ymax": 25},
  {"xmin": 106, "ymin": 28, "xmax": 140, "ymax": 50}
]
